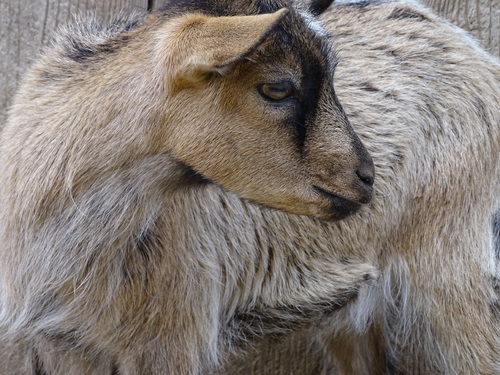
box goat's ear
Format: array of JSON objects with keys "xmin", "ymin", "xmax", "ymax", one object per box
[
  {"xmin": 170, "ymin": 8, "xmax": 288, "ymax": 90},
  {"xmin": 309, "ymin": 0, "xmax": 334, "ymax": 16}
]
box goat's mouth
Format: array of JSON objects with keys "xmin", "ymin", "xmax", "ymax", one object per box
[{"xmin": 313, "ymin": 185, "xmax": 362, "ymax": 220}]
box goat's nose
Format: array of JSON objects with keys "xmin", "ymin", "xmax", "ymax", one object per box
[{"xmin": 356, "ymin": 158, "xmax": 375, "ymax": 188}]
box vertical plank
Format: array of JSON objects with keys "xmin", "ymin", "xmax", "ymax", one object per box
[
  {"xmin": 423, "ymin": 0, "xmax": 500, "ymax": 58},
  {"xmin": 0, "ymin": 0, "xmax": 149, "ymax": 127},
  {"xmin": 151, "ymin": 0, "xmax": 161, "ymax": 10}
]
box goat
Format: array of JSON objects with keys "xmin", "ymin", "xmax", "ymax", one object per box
[
  {"xmin": 0, "ymin": 0, "xmax": 378, "ymax": 374},
  {"xmin": 216, "ymin": 1, "xmax": 500, "ymax": 374}
]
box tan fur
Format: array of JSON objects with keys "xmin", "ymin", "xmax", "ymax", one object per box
[{"xmin": 0, "ymin": 0, "xmax": 377, "ymax": 374}]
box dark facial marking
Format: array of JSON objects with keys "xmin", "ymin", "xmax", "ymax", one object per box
[
  {"xmin": 268, "ymin": 14, "xmax": 329, "ymax": 152},
  {"xmin": 295, "ymin": 47, "xmax": 326, "ymax": 151}
]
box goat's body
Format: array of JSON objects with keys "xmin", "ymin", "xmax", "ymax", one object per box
[
  {"xmin": 1, "ymin": 0, "xmax": 499, "ymax": 374},
  {"xmin": 219, "ymin": 1, "xmax": 500, "ymax": 374},
  {"xmin": 321, "ymin": 2, "xmax": 500, "ymax": 373}
]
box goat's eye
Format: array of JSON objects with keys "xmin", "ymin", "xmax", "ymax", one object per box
[{"xmin": 258, "ymin": 82, "xmax": 294, "ymax": 101}]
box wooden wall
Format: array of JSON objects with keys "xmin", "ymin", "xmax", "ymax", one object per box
[
  {"xmin": 0, "ymin": 0, "xmax": 148, "ymax": 127},
  {"xmin": 0, "ymin": 0, "xmax": 499, "ymax": 126}
]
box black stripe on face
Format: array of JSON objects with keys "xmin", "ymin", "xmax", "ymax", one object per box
[
  {"xmin": 296, "ymin": 48, "xmax": 326, "ymax": 151},
  {"xmin": 275, "ymin": 17, "xmax": 329, "ymax": 152}
]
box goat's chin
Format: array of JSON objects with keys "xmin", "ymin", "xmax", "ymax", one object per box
[
  {"xmin": 300, "ymin": 203, "xmax": 360, "ymax": 222},
  {"xmin": 256, "ymin": 198, "xmax": 362, "ymax": 222},
  {"xmin": 178, "ymin": 166, "xmax": 363, "ymax": 221},
  {"xmin": 321, "ymin": 196, "xmax": 363, "ymax": 221}
]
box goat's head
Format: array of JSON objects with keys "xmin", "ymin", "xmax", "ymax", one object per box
[{"xmin": 159, "ymin": 0, "xmax": 374, "ymax": 220}]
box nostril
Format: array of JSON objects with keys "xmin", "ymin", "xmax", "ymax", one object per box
[{"xmin": 356, "ymin": 164, "xmax": 375, "ymax": 187}]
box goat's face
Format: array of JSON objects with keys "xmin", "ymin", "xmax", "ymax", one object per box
[{"xmin": 162, "ymin": 0, "xmax": 374, "ymax": 220}]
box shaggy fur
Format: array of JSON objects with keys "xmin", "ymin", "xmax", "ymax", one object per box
[
  {"xmin": 312, "ymin": 1, "xmax": 500, "ymax": 374},
  {"xmin": 0, "ymin": 0, "xmax": 378, "ymax": 374},
  {"xmin": 215, "ymin": 1, "xmax": 500, "ymax": 374},
  {"xmin": 2, "ymin": 0, "xmax": 499, "ymax": 374}
]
